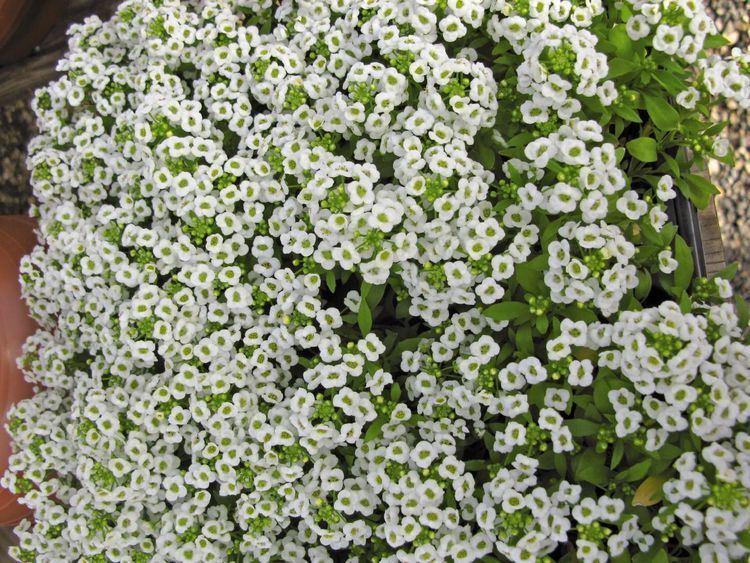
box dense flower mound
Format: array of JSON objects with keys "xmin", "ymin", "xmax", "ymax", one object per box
[{"xmin": 3, "ymin": 0, "xmax": 750, "ymax": 561}]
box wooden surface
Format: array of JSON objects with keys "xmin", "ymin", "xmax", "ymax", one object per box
[
  {"xmin": 0, "ymin": 0, "xmax": 120, "ymax": 106},
  {"xmin": 699, "ymin": 196, "xmax": 727, "ymax": 278}
]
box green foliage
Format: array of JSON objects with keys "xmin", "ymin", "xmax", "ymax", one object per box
[
  {"xmin": 483, "ymin": 301, "xmax": 529, "ymax": 322},
  {"xmin": 643, "ymin": 94, "xmax": 681, "ymax": 131},
  {"xmin": 626, "ymin": 137, "xmax": 658, "ymax": 162},
  {"xmin": 12, "ymin": 1, "xmax": 750, "ymax": 562}
]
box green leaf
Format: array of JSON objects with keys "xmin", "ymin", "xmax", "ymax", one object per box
[
  {"xmin": 497, "ymin": 343, "xmax": 514, "ymax": 365},
  {"xmin": 493, "ymin": 54, "xmax": 516, "ymax": 67},
  {"xmin": 566, "ymin": 419, "xmax": 600, "ymax": 437},
  {"xmin": 505, "ymin": 132, "xmax": 536, "ymax": 148},
  {"xmin": 609, "ymin": 25, "xmax": 634, "ymax": 57},
  {"xmin": 484, "ymin": 301, "xmax": 530, "ymax": 322},
  {"xmin": 515, "ymin": 258, "xmax": 547, "ymax": 294},
  {"xmin": 492, "ymin": 41, "xmax": 510, "ymax": 56},
  {"xmin": 394, "ymin": 335, "xmax": 423, "ymax": 355},
  {"xmin": 652, "ymin": 71, "xmax": 688, "ymax": 96},
  {"xmin": 633, "ymin": 547, "xmax": 667, "ymax": 563},
  {"xmin": 506, "ymin": 162, "xmax": 524, "ymax": 185},
  {"xmin": 542, "ymin": 217, "xmax": 567, "ymax": 247},
  {"xmin": 634, "ymin": 270, "xmax": 652, "ymax": 300},
  {"xmin": 619, "ymin": 3, "xmax": 634, "ymax": 19},
  {"xmin": 535, "ymin": 315, "xmax": 549, "ymax": 334},
  {"xmin": 465, "ymin": 460, "xmax": 488, "ymax": 471},
  {"xmin": 735, "ymin": 294, "xmax": 750, "ymax": 329},
  {"xmin": 358, "ymin": 300, "xmax": 372, "ymax": 335},
  {"xmin": 620, "ymin": 291, "xmax": 642, "ymax": 312},
  {"xmin": 661, "ymin": 152, "xmax": 681, "ymax": 178},
  {"xmin": 658, "ymin": 443, "xmax": 684, "ymax": 462},
  {"xmin": 686, "ymin": 172, "xmax": 719, "ymax": 192},
  {"xmin": 644, "ymin": 94, "xmax": 681, "ymax": 131},
  {"xmin": 366, "ymin": 283, "xmax": 387, "ymax": 309},
  {"xmin": 390, "ymin": 383, "xmax": 401, "ymax": 402},
  {"xmin": 678, "ymin": 290, "xmax": 692, "ymax": 314},
  {"xmin": 616, "ymin": 459, "xmax": 652, "ymax": 482},
  {"xmin": 363, "ymin": 415, "xmax": 388, "ymax": 443},
  {"xmin": 703, "ymin": 34, "xmax": 731, "ymax": 49},
  {"xmin": 613, "ymin": 104, "xmax": 642, "ymax": 123},
  {"xmin": 681, "ymin": 173, "xmax": 720, "ymax": 209},
  {"xmin": 325, "ymin": 270, "xmax": 336, "ymax": 293},
  {"xmin": 525, "ymin": 253, "xmax": 548, "ymax": 271},
  {"xmin": 639, "ymin": 221, "xmax": 663, "ymax": 245},
  {"xmin": 626, "ymin": 137, "xmax": 658, "ymax": 163},
  {"xmin": 607, "ymin": 57, "xmax": 639, "ymax": 79},
  {"xmin": 614, "ymin": 116, "xmax": 626, "ymax": 138},
  {"xmin": 660, "ymin": 223, "xmax": 678, "ymax": 246},
  {"xmin": 476, "ymin": 142, "xmax": 496, "ymax": 170},
  {"xmin": 561, "ymin": 306, "xmax": 598, "ymax": 323},
  {"xmin": 593, "ymin": 373, "xmax": 618, "ymax": 414},
  {"xmin": 573, "ymin": 450, "xmax": 610, "ymax": 486},
  {"xmin": 651, "ymin": 549, "xmax": 669, "ymax": 563},
  {"xmin": 705, "ymin": 120, "xmax": 729, "ymax": 136},
  {"xmin": 673, "ymin": 235, "xmax": 694, "ymax": 293},
  {"xmin": 516, "ymin": 324, "xmax": 533, "ymax": 356},
  {"xmin": 632, "ymin": 475, "xmax": 668, "ymax": 507},
  {"xmin": 652, "ymin": 52, "xmax": 685, "ymax": 73},
  {"xmin": 360, "ymin": 281, "xmax": 371, "ymax": 299},
  {"xmin": 610, "ymin": 440, "xmax": 625, "ymax": 469},
  {"xmin": 738, "ymin": 530, "xmax": 750, "ymax": 549},
  {"xmin": 395, "ymin": 297, "xmax": 411, "ymax": 319},
  {"xmin": 483, "ymin": 430, "xmax": 495, "ymax": 454},
  {"xmin": 468, "ymin": 36, "xmax": 489, "ymax": 49},
  {"xmin": 554, "ymin": 453, "xmax": 567, "ymax": 478}
]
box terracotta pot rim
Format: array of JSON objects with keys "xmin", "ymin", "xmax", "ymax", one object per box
[
  {"xmin": 0, "ymin": 0, "xmax": 34, "ymax": 48},
  {"xmin": 0, "ymin": 0, "xmax": 68, "ymax": 66},
  {"xmin": 0, "ymin": 216, "xmax": 38, "ymax": 525}
]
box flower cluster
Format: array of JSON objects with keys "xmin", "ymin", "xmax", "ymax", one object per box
[{"xmin": 3, "ymin": 0, "xmax": 750, "ymax": 561}]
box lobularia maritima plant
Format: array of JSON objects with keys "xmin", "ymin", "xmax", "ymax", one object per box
[{"xmin": 2, "ymin": 0, "xmax": 750, "ymax": 561}]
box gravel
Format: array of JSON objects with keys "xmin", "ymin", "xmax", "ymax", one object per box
[
  {"xmin": 0, "ymin": 2, "xmax": 748, "ymax": 295},
  {"xmin": 0, "ymin": 98, "xmax": 35, "ymax": 215},
  {"xmin": 705, "ymin": 0, "xmax": 750, "ymax": 299}
]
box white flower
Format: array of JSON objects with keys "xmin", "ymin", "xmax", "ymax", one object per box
[
  {"xmin": 657, "ymin": 249, "xmax": 678, "ymax": 274},
  {"xmin": 7, "ymin": 1, "xmax": 750, "ymax": 561},
  {"xmin": 568, "ymin": 360, "xmax": 594, "ymax": 387},
  {"xmin": 656, "ymin": 175, "xmax": 677, "ymax": 201},
  {"xmin": 615, "ymin": 409, "xmax": 643, "ymax": 437},
  {"xmin": 358, "ymin": 333, "xmax": 386, "ymax": 361},
  {"xmin": 625, "ymin": 15, "xmax": 650, "ymax": 41},
  {"xmin": 525, "ymin": 137, "xmax": 557, "ymax": 168},
  {"xmin": 616, "ymin": 190, "xmax": 647, "ymax": 220},
  {"xmin": 653, "ymin": 24, "xmax": 684, "ymax": 55}
]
